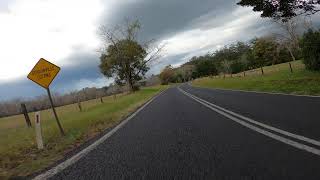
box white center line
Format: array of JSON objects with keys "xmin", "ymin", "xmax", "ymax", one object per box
[{"xmin": 178, "ymin": 87, "xmax": 320, "ymax": 156}]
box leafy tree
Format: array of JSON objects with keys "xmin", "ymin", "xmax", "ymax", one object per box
[
  {"xmin": 252, "ymin": 37, "xmax": 278, "ymax": 74},
  {"xmin": 300, "ymin": 29, "xmax": 320, "ymax": 71},
  {"xmin": 196, "ymin": 60, "xmax": 218, "ymax": 76},
  {"xmin": 221, "ymin": 60, "xmax": 232, "ymax": 78},
  {"xmin": 237, "ymin": 0, "xmax": 320, "ymax": 21},
  {"xmin": 230, "ymin": 60, "xmax": 246, "ymax": 74},
  {"xmin": 277, "ymin": 46, "xmax": 293, "ymax": 63},
  {"xmin": 185, "ymin": 55, "xmax": 218, "ymax": 78},
  {"xmin": 195, "ymin": 59, "xmax": 218, "ymax": 77},
  {"xmin": 245, "ymin": 48, "xmax": 257, "ymax": 69},
  {"xmin": 99, "ymin": 20, "xmax": 163, "ymax": 92},
  {"xmin": 159, "ymin": 65, "xmax": 175, "ymax": 85},
  {"xmin": 174, "ymin": 71, "xmax": 184, "ymax": 83},
  {"xmin": 99, "ymin": 39, "xmax": 147, "ymax": 91},
  {"xmin": 177, "ymin": 65, "xmax": 195, "ymax": 82}
]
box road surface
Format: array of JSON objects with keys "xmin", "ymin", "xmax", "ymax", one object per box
[{"xmin": 48, "ymin": 84, "xmax": 320, "ymax": 180}]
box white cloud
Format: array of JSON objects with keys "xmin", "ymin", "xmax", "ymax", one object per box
[
  {"xmin": 0, "ymin": 0, "xmax": 104, "ymax": 82},
  {"xmin": 158, "ymin": 7, "xmax": 268, "ymax": 66},
  {"xmin": 73, "ymin": 77, "xmax": 113, "ymax": 90}
]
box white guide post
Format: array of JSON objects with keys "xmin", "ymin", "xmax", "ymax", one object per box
[{"xmin": 35, "ymin": 112, "xmax": 44, "ymax": 149}]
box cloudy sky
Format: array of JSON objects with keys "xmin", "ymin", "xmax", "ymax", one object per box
[{"xmin": 0, "ymin": 0, "xmax": 312, "ymax": 101}]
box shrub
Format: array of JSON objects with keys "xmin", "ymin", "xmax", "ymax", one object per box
[{"xmin": 300, "ymin": 29, "xmax": 320, "ymax": 71}]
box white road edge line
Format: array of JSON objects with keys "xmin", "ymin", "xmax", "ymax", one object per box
[
  {"xmin": 179, "ymin": 88, "xmax": 320, "ymax": 147},
  {"xmin": 178, "ymin": 88, "xmax": 320, "ymax": 156},
  {"xmin": 33, "ymin": 89, "xmax": 167, "ymax": 180}
]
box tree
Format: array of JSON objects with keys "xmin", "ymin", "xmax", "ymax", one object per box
[
  {"xmin": 99, "ymin": 20, "xmax": 163, "ymax": 92},
  {"xmin": 220, "ymin": 60, "xmax": 232, "ymax": 78},
  {"xmin": 194, "ymin": 59, "xmax": 218, "ymax": 78},
  {"xmin": 237, "ymin": 0, "xmax": 320, "ymax": 21},
  {"xmin": 185, "ymin": 55, "xmax": 218, "ymax": 78},
  {"xmin": 300, "ymin": 29, "xmax": 320, "ymax": 71},
  {"xmin": 252, "ymin": 37, "xmax": 278, "ymax": 74},
  {"xmin": 159, "ymin": 65, "xmax": 175, "ymax": 85},
  {"xmin": 272, "ymin": 17, "xmax": 307, "ymax": 72},
  {"xmin": 230, "ymin": 60, "xmax": 246, "ymax": 74},
  {"xmin": 245, "ymin": 47, "xmax": 257, "ymax": 69},
  {"xmin": 177, "ymin": 65, "xmax": 195, "ymax": 82}
]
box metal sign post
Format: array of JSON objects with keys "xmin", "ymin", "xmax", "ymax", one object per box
[
  {"xmin": 47, "ymin": 88, "xmax": 65, "ymax": 136},
  {"xmin": 27, "ymin": 58, "xmax": 65, "ymax": 136}
]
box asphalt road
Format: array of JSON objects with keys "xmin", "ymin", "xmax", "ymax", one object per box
[{"xmin": 49, "ymin": 85, "xmax": 320, "ymax": 180}]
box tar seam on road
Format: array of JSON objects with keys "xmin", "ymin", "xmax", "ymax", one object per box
[
  {"xmin": 178, "ymin": 87, "xmax": 320, "ymax": 156},
  {"xmin": 33, "ymin": 89, "xmax": 167, "ymax": 180}
]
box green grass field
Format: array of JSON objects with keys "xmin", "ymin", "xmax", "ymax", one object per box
[
  {"xmin": 192, "ymin": 60, "xmax": 320, "ymax": 95},
  {"xmin": 0, "ymin": 85, "xmax": 167, "ymax": 179}
]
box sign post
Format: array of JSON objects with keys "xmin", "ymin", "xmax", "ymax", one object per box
[
  {"xmin": 27, "ymin": 58, "xmax": 65, "ymax": 136},
  {"xmin": 46, "ymin": 88, "xmax": 65, "ymax": 135}
]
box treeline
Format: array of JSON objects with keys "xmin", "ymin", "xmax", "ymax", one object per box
[
  {"xmin": 0, "ymin": 85, "xmax": 121, "ymax": 118},
  {"xmin": 0, "ymin": 75, "xmax": 160, "ymax": 118},
  {"xmin": 160, "ymin": 28, "xmax": 320, "ymax": 84}
]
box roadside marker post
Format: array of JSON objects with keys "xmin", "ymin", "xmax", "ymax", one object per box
[
  {"xmin": 35, "ymin": 112, "xmax": 44, "ymax": 150},
  {"xmin": 27, "ymin": 58, "xmax": 65, "ymax": 136}
]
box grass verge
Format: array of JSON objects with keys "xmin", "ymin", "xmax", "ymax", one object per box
[
  {"xmin": 192, "ymin": 61, "xmax": 320, "ymax": 96},
  {"xmin": 0, "ymin": 85, "xmax": 167, "ymax": 179}
]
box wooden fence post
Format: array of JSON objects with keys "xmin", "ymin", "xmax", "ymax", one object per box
[
  {"xmin": 260, "ymin": 66, "xmax": 264, "ymax": 75},
  {"xmin": 21, "ymin": 103, "xmax": 31, "ymax": 127},
  {"xmin": 289, "ymin": 62, "xmax": 293, "ymax": 73},
  {"xmin": 77, "ymin": 98, "xmax": 82, "ymax": 112}
]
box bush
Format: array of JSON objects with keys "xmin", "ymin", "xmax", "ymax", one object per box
[{"xmin": 300, "ymin": 29, "xmax": 320, "ymax": 71}]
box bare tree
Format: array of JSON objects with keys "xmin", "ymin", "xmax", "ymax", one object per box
[{"xmin": 272, "ymin": 17, "xmax": 310, "ymax": 72}]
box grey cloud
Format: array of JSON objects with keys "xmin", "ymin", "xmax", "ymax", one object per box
[
  {"xmin": 0, "ymin": 51, "xmax": 107, "ymax": 101},
  {"xmin": 100, "ymin": 0, "xmax": 239, "ymax": 41},
  {"xmin": 2, "ymin": 0, "xmax": 320, "ymax": 101},
  {"xmin": 147, "ymin": 53, "xmax": 190, "ymax": 75}
]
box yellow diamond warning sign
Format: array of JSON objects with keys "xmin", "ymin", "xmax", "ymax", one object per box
[{"xmin": 27, "ymin": 58, "xmax": 60, "ymax": 89}]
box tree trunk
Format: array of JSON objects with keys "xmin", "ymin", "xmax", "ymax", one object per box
[
  {"xmin": 128, "ymin": 79, "xmax": 135, "ymax": 92},
  {"xmin": 260, "ymin": 66, "xmax": 264, "ymax": 75},
  {"xmin": 126, "ymin": 69, "xmax": 135, "ymax": 92},
  {"xmin": 243, "ymin": 71, "xmax": 246, "ymax": 77},
  {"xmin": 289, "ymin": 62, "xmax": 293, "ymax": 73},
  {"xmin": 287, "ymin": 47, "xmax": 295, "ymax": 73}
]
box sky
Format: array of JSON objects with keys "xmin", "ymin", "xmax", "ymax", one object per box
[{"xmin": 0, "ymin": 0, "xmax": 317, "ymax": 101}]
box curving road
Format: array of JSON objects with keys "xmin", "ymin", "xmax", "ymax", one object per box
[{"xmin": 47, "ymin": 84, "xmax": 320, "ymax": 180}]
